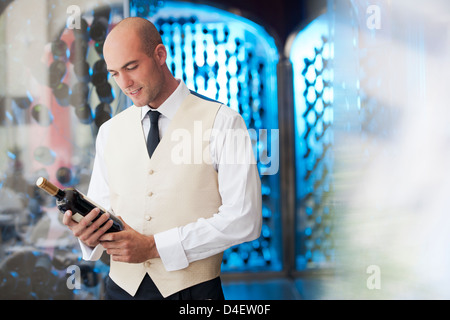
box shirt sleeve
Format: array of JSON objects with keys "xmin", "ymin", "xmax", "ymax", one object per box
[
  {"xmin": 78, "ymin": 121, "xmax": 111, "ymax": 261},
  {"xmin": 155, "ymin": 105, "xmax": 262, "ymax": 271}
]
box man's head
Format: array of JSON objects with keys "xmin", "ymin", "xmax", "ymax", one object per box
[{"xmin": 103, "ymin": 17, "xmax": 176, "ymax": 108}]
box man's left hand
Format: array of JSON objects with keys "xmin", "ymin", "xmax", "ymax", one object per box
[{"xmin": 99, "ymin": 217, "xmax": 160, "ymax": 263}]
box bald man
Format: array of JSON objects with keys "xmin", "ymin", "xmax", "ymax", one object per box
[{"xmin": 63, "ymin": 17, "xmax": 262, "ymax": 300}]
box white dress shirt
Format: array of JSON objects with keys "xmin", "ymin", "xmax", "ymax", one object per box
[{"xmin": 80, "ymin": 80, "xmax": 262, "ymax": 271}]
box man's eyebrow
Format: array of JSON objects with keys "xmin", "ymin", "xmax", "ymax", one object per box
[{"xmin": 107, "ymin": 60, "xmax": 139, "ymax": 73}]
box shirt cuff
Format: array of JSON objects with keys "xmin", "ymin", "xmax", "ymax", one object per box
[
  {"xmin": 78, "ymin": 239, "xmax": 105, "ymax": 261},
  {"xmin": 154, "ymin": 228, "xmax": 189, "ymax": 272}
]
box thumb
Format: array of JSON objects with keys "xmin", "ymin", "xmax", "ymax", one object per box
[{"xmin": 117, "ymin": 216, "xmax": 130, "ymax": 230}]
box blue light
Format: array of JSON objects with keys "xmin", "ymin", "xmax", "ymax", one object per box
[
  {"xmin": 323, "ymin": 87, "xmax": 333, "ymax": 104},
  {"xmin": 7, "ymin": 151, "xmax": 16, "ymax": 160},
  {"xmin": 323, "ymin": 103, "xmax": 334, "ymax": 123},
  {"xmin": 306, "ymin": 86, "xmax": 317, "ymax": 104},
  {"xmin": 314, "ymin": 54, "xmax": 323, "ymax": 72},
  {"xmin": 315, "ymin": 75, "xmax": 324, "ymax": 93},
  {"xmin": 315, "ymin": 98, "xmax": 324, "ymax": 113},
  {"xmin": 305, "ymin": 65, "xmax": 317, "ymax": 84},
  {"xmin": 306, "ymin": 108, "xmax": 316, "ymax": 125}
]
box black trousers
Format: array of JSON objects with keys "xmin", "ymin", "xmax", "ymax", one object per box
[{"xmin": 104, "ymin": 274, "xmax": 224, "ymax": 300}]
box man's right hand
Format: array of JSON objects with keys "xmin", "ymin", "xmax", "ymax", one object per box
[{"xmin": 63, "ymin": 208, "xmax": 114, "ymax": 248}]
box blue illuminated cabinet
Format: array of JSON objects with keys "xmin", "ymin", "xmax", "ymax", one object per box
[{"xmin": 289, "ymin": 15, "xmax": 335, "ymax": 271}]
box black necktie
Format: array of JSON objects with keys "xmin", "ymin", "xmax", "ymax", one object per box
[{"xmin": 147, "ymin": 110, "xmax": 161, "ymax": 158}]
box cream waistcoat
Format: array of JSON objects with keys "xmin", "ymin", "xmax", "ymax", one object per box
[{"xmin": 104, "ymin": 93, "xmax": 223, "ymax": 297}]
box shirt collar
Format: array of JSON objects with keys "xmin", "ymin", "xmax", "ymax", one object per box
[{"xmin": 140, "ymin": 79, "xmax": 190, "ymax": 121}]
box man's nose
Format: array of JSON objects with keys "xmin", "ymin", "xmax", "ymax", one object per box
[{"xmin": 117, "ymin": 74, "xmax": 133, "ymax": 90}]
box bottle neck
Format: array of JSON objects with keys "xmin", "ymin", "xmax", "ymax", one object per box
[
  {"xmin": 36, "ymin": 177, "xmax": 66, "ymax": 200},
  {"xmin": 55, "ymin": 189, "xmax": 66, "ymax": 200}
]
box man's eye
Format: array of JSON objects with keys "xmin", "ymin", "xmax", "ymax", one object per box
[{"xmin": 127, "ymin": 65, "xmax": 138, "ymax": 71}]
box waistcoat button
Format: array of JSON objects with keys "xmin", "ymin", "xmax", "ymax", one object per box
[
  {"xmin": 145, "ymin": 215, "xmax": 152, "ymax": 221},
  {"xmin": 148, "ymin": 191, "xmax": 153, "ymax": 197}
]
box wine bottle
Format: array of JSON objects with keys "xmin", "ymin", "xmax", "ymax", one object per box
[{"xmin": 35, "ymin": 177, "xmax": 123, "ymax": 233}]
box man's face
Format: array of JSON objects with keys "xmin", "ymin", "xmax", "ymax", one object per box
[{"xmin": 104, "ymin": 31, "xmax": 163, "ymax": 107}]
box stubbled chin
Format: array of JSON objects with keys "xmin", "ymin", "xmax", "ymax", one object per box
[{"xmin": 129, "ymin": 97, "xmax": 148, "ymax": 107}]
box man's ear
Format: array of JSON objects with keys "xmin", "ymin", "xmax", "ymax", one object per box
[{"xmin": 154, "ymin": 43, "xmax": 167, "ymax": 66}]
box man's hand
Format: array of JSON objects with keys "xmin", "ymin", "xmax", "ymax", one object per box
[
  {"xmin": 63, "ymin": 208, "xmax": 113, "ymax": 248},
  {"xmin": 99, "ymin": 218, "xmax": 160, "ymax": 263}
]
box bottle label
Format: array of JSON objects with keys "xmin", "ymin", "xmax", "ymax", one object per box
[{"xmin": 71, "ymin": 212, "xmax": 86, "ymax": 223}]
